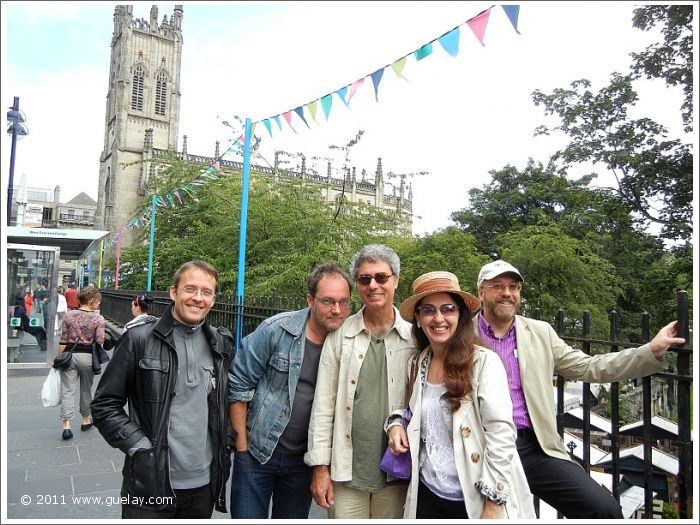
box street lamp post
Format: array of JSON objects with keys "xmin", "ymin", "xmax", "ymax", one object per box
[{"xmin": 7, "ymin": 96, "xmax": 29, "ymax": 226}]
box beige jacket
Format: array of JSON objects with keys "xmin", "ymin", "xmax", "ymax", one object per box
[
  {"xmin": 512, "ymin": 315, "xmax": 666, "ymax": 462},
  {"xmin": 400, "ymin": 347, "xmax": 535, "ymax": 519},
  {"xmin": 304, "ymin": 306, "xmax": 416, "ymax": 480}
]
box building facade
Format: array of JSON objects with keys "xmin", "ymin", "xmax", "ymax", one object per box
[
  {"xmin": 95, "ymin": 5, "xmax": 412, "ymax": 245},
  {"xmin": 94, "ymin": 4, "xmax": 183, "ymax": 236}
]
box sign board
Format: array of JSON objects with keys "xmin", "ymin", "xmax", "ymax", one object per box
[
  {"xmin": 24, "ymin": 204, "xmax": 44, "ymax": 228},
  {"xmin": 29, "ymin": 318, "xmax": 40, "ymax": 327},
  {"xmin": 10, "ymin": 317, "xmax": 21, "ymax": 327}
]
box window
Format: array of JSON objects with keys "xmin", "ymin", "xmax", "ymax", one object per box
[
  {"xmin": 131, "ymin": 65, "xmax": 144, "ymax": 111},
  {"xmin": 83, "ymin": 211, "xmax": 91, "ymax": 220},
  {"xmin": 155, "ymin": 72, "xmax": 167, "ymax": 116},
  {"xmin": 67, "ymin": 209, "xmax": 75, "ymax": 219}
]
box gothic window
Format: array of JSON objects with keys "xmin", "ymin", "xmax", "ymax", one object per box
[
  {"xmin": 131, "ymin": 65, "xmax": 144, "ymax": 111},
  {"xmin": 155, "ymin": 72, "xmax": 167, "ymax": 116},
  {"xmin": 105, "ymin": 170, "xmax": 113, "ymax": 205}
]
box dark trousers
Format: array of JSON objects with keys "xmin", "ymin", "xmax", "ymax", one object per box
[
  {"xmin": 230, "ymin": 449, "xmax": 312, "ymax": 519},
  {"xmin": 121, "ymin": 483, "xmax": 214, "ymax": 519},
  {"xmin": 517, "ymin": 429, "xmax": 623, "ymax": 518},
  {"xmin": 416, "ymin": 479, "xmax": 468, "ymax": 519}
]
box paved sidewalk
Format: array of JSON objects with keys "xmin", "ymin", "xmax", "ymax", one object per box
[{"xmin": 4, "ymin": 339, "xmax": 327, "ymax": 520}]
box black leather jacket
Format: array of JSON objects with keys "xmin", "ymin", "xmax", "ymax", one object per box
[{"xmin": 91, "ymin": 306, "xmax": 234, "ymax": 513}]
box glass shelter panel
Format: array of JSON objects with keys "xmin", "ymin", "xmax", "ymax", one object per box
[{"xmin": 7, "ymin": 244, "xmax": 60, "ymax": 368}]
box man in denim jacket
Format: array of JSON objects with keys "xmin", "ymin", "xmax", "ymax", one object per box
[{"xmin": 227, "ymin": 263, "xmax": 352, "ymax": 518}]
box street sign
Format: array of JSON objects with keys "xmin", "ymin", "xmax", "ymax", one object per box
[{"xmin": 10, "ymin": 317, "xmax": 21, "ymax": 327}]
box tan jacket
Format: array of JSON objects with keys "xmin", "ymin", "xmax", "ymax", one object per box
[
  {"xmin": 512, "ymin": 315, "xmax": 666, "ymax": 461},
  {"xmin": 304, "ymin": 306, "xmax": 416, "ymax": 480},
  {"xmin": 400, "ymin": 347, "xmax": 535, "ymax": 519}
]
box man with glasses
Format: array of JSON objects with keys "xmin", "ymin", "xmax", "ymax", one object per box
[
  {"xmin": 305, "ymin": 245, "xmax": 416, "ymax": 519},
  {"xmin": 475, "ymin": 259, "xmax": 685, "ymax": 518},
  {"xmin": 227, "ymin": 263, "xmax": 352, "ymax": 518},
  {"xmin": 92, "ymin": 260, "xmax": 235, "ymax": 518}
]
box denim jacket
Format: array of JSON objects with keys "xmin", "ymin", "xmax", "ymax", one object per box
[{"xmin": 227, "ymin": 308, "xmax": 308, "ymax": 464}]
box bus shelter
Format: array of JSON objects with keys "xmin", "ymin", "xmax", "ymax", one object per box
[{"xmin": 6, "ymin": 227, "xmax": 108, "ymax": 369}]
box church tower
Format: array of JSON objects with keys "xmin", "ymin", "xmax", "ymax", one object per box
[{"xmin": 95, "ymin": 4, "xmax": 183, "ymax": 238}]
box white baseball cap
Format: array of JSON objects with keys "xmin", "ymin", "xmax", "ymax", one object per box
[{"xmin": 477, "ymin": 260, "xmax": 523, "ymax": 289}]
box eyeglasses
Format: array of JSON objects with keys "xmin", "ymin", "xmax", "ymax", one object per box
[
  {"xmin": 416, "ymin": 304, "xmax": 460, "ymax": 316},
  {"xmin": 179, "ymin": 285, "xmax": 215, "ymax": 299},
  {"xmin": 482, "ymin": 282, "xmax": 522, "ymax": 293},
  {"xmin": 314, "ymin": 296, "xmax": 351, "ymax": 308},
  {"xmin": 356, "ymin": 273, "xmax": 393, "ymax": 286}
]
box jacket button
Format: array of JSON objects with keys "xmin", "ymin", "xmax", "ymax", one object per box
[
  {"xmin": 345, "ymin": 406, "xmax": 351, "ymax": 411},
  {"xmin": 346, "ymin": 434, "xmax": 350, "ymax": 439},
  {"xmin": 358, "ymin": 354, "xmax": 364, "ymax": 359},
  {"xmin": 497, "ymin": 482, "xmax": 504, "ymax": 491},
  {"xmin": 351, "ymin": 379, "xmax": 356, "ymax": 384},
  {"xmin": 471, "ymin": 452, "xmax": 480, "ymax": 463},
  {"xmin": 461, "ymin": 427, "xmax": 471, "ymax": 438}
]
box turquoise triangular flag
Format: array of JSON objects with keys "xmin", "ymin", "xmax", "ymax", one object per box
[
  {"xmin": 321, "ymin": 94, "xmax": 333, "ymax": 120},
  {"xmin": 337, "ymin": 86, "xmax": 350, "ymax": 108},
  {"xmin": 414, "ymin": 43, "xmax": 433, "ymax": 61},
  {"xmin": 273, "ymin": 115, "xmax": 282, "ymax": 130},
  {"xmin": 263, "ymin": 119, "xmax": 272, "ymax": 137},
  {"xmin": 438, "ymin": 28, "xmax": 460, "ymax": 57}
]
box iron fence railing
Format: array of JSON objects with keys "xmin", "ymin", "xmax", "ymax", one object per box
[{"xmin": 99, "ymin": 288, "xmax": 692, "ymax": 519}]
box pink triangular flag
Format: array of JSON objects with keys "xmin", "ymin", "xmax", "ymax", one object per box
[
  {"xmin": 347, "ymin": 78, "xmax": 366, "ymax": 104},
  {"xmin": 467, "ymin": 7, "xmax": 491, "ymax": 46},
  {"xmin": 282, "ymin": 111, "xmax": 297, "ymax": 133}
]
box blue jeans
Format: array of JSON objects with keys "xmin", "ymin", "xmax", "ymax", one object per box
[{"xmin": 230, "ymin": 449, "xmax": 312, "ymax": 519}]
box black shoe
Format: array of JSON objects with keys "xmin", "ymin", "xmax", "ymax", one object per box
[
  {"xmin": 62, "ymin": 429, "xmax": 73, "ymax": 440},
  {"xmin": 81, "ymin": 423, "xmax": 94, "ymax": 431}
]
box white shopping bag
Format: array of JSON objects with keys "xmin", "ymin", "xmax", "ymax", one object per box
[{"xmin": 41, "ymin": 368, "xmax": 62, "ymax": 407}]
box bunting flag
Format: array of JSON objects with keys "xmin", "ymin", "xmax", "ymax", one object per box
[
  {"xmin": 501, "ymin": 5, "xmax": 521, "ymax": 34},
  {"xmin": 370, "ymin": 68, "xmax": 384, "ymax": 102},
  {"xmin": 438, "ymin": 28, "xmax": 460, "ymax": 57},
  {"xmin": 294, "ymin": 106, "xmax": 310, "ymax": 128},
  {"xmin": 308, "ymin": 100, "xmax": 319, "ymax": 123},
  {"xmin": 347, "ymin": 78, "xmax": 365, "ymax": 103},
  {"xmin": 391, "ymin": 57, "xmax": 409, "ymax": 80},
  {"xmin": 467, "ymin": 7, "xmax": 492, "ymax": 46},
  {"xmin": 321, "ymin": 94, "xmax": 333, "ymax": 120},
  {"xmin": 414, "ymin": 42, "xmax": 433, "ymax": 61},
  {"xmin": 337, "ymin": 86, "xmax": 350, "ymax": 108}
]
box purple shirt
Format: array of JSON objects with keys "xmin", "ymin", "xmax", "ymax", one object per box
[{"xmin": 477, "ymin": 313, "xmax": 532, "ymax": 430}]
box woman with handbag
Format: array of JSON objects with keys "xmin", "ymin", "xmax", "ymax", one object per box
[
  {"xmin": 58, "ymin": 287, "xmax": 105, "ymax": 440},
  {"xmin": 386, "ymin": 271, "xmax": 535, "ymax": 519}
]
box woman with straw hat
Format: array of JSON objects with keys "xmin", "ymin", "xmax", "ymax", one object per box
[{"xmin": 386, "ymin": 271, "xmax": 535, "ymax": 519}]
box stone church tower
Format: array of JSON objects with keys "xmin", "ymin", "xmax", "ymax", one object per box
[{"xmin": 95, "ymin": 5, "xmax": 183, "ymax": 238}]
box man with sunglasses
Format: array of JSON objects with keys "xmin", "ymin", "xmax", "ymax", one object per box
[
  {"xmin": 305, "ymin": 245, "xmax": 416, "ymax": 519},
  {"xmin": 228, "ymin": 263, "xmax": 353, "ymax": 518},
  {"xmin": 475, "ymin": 259, "xmax": 685, "ymax": 519}
]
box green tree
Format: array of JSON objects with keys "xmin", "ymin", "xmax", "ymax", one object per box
[
  {"xmin": 531, "ymin": 74, "xmax": 692, "ymax": 241},
  {"xmin": 630, "ymin": 5, "xmax": 693, "ymax": 132}
]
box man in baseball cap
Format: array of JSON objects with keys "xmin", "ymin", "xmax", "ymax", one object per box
[
  {"xmin": 476, "ymin": 260, "xmax": 523, "ymax": 289},
  {"xmin": 474, "ymin": 259, "xmax": 685, "ymax": 518}
]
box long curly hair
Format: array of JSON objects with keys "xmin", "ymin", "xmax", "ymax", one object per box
[{"xmin": 412, "ymin": 293, "xmax": 481, "ymax": 412}]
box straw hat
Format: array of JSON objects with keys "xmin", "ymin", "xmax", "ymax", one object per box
[{"xmin": 399, "ymin": 271, "xmax": 481, "ymax": 322}]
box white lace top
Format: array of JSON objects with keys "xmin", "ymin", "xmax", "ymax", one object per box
[{"xmin": 419, "ymin": 381, "xmax": 463, "ymax": 501}]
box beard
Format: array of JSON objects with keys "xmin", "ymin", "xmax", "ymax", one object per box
[{"xmin": 484, "ymin": 297, "xmax": 519, "ymax": 323}]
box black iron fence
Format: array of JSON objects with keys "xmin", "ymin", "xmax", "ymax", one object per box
[{"xmin": 99, "ymin": 289, "xmax": 692, "ymax": 519}]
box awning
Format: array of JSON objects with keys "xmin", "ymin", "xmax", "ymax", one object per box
[{"xmin": 6, "ymin": 226, "xmax": 109, "ymax": 260}]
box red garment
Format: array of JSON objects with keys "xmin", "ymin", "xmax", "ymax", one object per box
[
  {"xmin": 64, "ymin": 287, "xmax": 80, "ymax": 309},
  {"xmin": 24, "ymin": 294, "xmax": 34, "ymax": 314}
]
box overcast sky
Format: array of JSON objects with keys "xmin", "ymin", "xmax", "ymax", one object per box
[{"xmin": 1, "ymin": 1, "xmax": 691, "ymax": 235}]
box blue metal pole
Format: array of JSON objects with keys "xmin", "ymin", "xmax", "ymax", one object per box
[
  {"xmin": 235, "ymin": 118, "xmax": 252, "ymax": 352},
  {"xmin": 7, "ymin": 97, "xmax": 20, "ymax": 226},
  {"xmin": 147, "ymin": 195, "xmax": 157, "ymax": 291}
]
